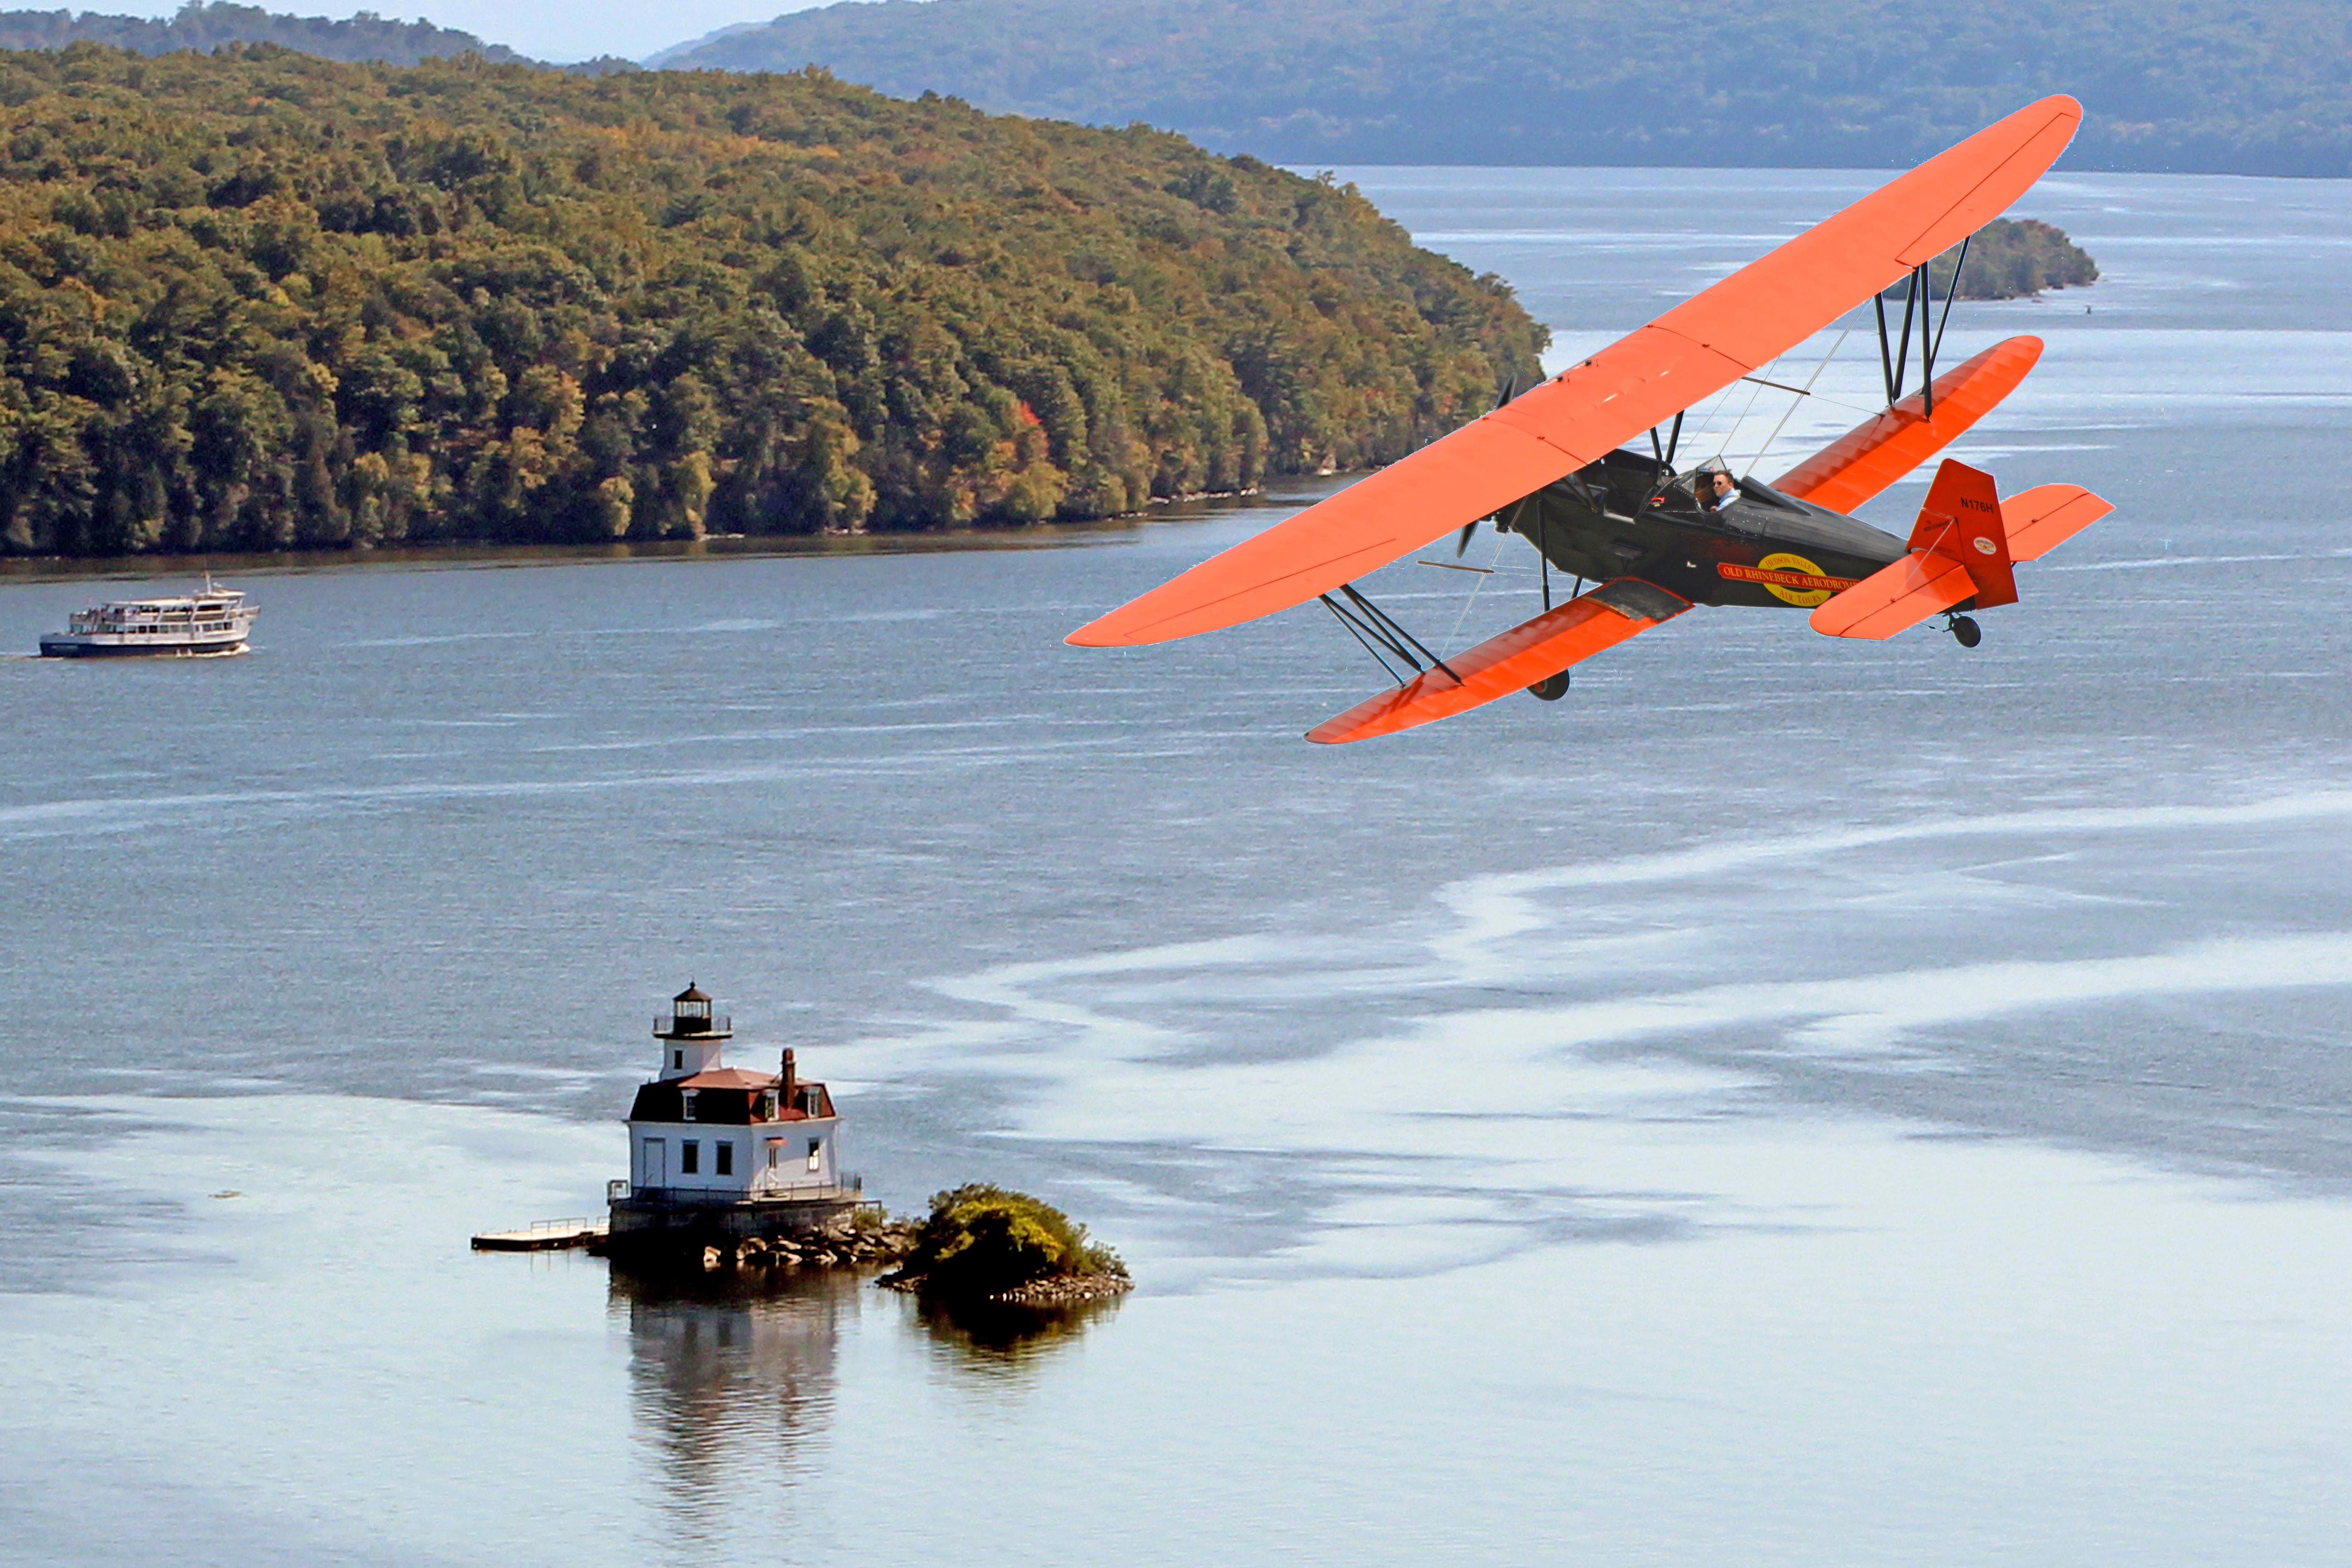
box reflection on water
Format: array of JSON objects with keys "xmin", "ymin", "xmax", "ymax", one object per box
[
  {"xmin": 909, "ymin": 1290, "xmax": 1125, "ymax": 1373},
  {"xmin": 609, "ymin": 1261, "xmax": 858, "ymax": 1523},
  {"xmin": 609, "ymin": 1259, "xmax": 1120, "ymax": 1534}
]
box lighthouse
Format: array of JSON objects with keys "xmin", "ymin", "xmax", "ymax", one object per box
[{"xmin": 608, "ymin": 985, "xmax": 859, "ymax": 1256}]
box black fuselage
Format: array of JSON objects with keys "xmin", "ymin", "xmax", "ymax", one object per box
[{"xmin": 1500, "ymin": 447, "xmax": 1907, "ymax": 610}]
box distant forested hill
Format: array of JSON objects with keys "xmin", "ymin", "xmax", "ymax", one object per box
[
  {"xmin": 664, "ymin": 0, "xmax": 2352, "ymax": 176},
  {"xmin": 0, "ymin": 46, "xmax": 1542, "ymax": 556},
  {"xmin": 0, "ymin": 2, "xmax": 532, "ymax": 65}
]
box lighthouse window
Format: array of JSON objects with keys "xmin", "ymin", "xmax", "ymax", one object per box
[
  {"xmin": 715, "ymin": 1142, "xmax": 734, "ymax": 1176},
  {"xmin": 672, "ymin": 1051, "xmax": 683, "ymax": 1070},
  {"xmin": 680, "ymin": 1090, "xmax": 698, "ymax": 1122},
  {"xmin": 680, "ymin": 1141, "xmax": 700, "ymax": 1175},
  {"xmin": 806, "ymin": 1139, "xmax": 822, "ymax": 1172},
  {"xmin": 802, "ymin": 1088, "xmax": 823, "ymax": 1116},
  {"xmin": 766, "ymin": 1139, "xmax": 783, "ymax": 1170}
]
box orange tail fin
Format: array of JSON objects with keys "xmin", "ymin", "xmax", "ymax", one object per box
[{"xmin": 1909, "ymin": 458, "xmax": 2016, "ymax": 608}]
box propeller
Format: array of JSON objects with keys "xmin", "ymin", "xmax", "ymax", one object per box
[{"xmin": 1456, "ymin": 372, "xmax": 1521, "ymax": 556}]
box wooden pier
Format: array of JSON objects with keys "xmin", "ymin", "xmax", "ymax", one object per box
[{"xmin": 470, "ymin": 1216, "xmax": 609, "ymax": 1252}]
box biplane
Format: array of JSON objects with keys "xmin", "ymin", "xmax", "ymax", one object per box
[{"xmin": 1067, "ymin": 95, "xmax": 2115, "ymax": 744}]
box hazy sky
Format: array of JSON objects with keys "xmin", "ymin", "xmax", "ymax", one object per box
[{"xmin": 108, "ymin": 0, "xmax": 835, "ymax": 64}]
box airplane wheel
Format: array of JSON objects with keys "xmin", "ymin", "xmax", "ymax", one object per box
[
  {"xmin": 1950, "ymin": 615, "xmax": 1982, "ymax": 649},
  {"xmin": 1527, "ymin": 671, "xmax": 1572, "ymax": 701}
]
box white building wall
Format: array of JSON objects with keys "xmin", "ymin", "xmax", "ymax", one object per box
[
  {"xmin": 653, "ymin": 1037, "xmax": 728, "ymax": 1081},
  {"xmin": 752, "ymin": 1117, "xmax": 840, "ymax": 1194},
  {"xmin": 631, "ymin": 1117, "xmax": 841, "ymax": 1195},
  {"xmin": 629, "ymin": 1121, "xmax": 755, "ymax": 1194}
]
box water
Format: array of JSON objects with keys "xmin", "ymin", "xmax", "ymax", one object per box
[{"xmin": 2, "ymin": 168, "xmax": 2348, "ymax": 1564}]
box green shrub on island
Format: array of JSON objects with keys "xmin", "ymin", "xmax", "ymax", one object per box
[
  {"xmin": 0, "ymin": 46, "xmax": 1544, "ymax": 557},
  {"xmin": 884, "ymin": 1183, "xmax": 1127, "ymax": 1299},
  {"xmin": 1934, "ymin": 219, "xmax": 2099, "ymax": 301}
]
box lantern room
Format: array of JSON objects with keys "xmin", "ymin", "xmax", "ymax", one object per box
[{"xmin": 655, "ymin": 983, "xmax": 732, "ymax": 1081}]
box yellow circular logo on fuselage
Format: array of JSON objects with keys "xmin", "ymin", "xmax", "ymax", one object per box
[{"xmin": 1757, "ymin": 552, "xmax": 1836, "ymax": 608}]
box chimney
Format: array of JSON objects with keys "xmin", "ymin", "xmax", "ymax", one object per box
[{"xmin": 780, "ymin": 1049, "xmax": 797, "ymax": 1103}]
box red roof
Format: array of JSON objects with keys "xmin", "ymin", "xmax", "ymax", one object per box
[{"xmin": 676, "ymin": 1067, "xmax": 780, "ymax": 1090}]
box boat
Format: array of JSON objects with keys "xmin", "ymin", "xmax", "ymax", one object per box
[{"xmin": 39, "ymin": 576, "xmax": 257, "ymax": 658}]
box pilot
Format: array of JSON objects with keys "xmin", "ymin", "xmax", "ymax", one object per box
[{"xmin": 1702, "ymin": 470, "xmax": 1739, "ymax": 511}]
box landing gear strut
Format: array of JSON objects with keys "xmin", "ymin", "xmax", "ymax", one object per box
[
  {"xmin": 1527, "ymin": 670, "xmax": 1572, "ymax": 701},
  {"xmin": 1948, "ymin": 614, "xmax": 1982, "ymax": 649}
]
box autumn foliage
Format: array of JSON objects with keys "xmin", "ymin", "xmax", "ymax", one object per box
[{"xmin": 0, "ymin": 44, "xmax": 1545, "ymax": 555}]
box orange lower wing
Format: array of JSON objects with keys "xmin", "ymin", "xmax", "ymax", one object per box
[
  {"xmin": 1774, "ymin": 336, "xmax": 2042, "ymax": 512},
  {"xmin": 1808, "ymin": 548, "xmax": 1976, "ymax": 639},
  {"xmin": 1307, "ymin": 578, "xmax": 1691, "ymax": 745},
  {"xmin": 2003, "ymin": 484, "xmax": 2115, "ymax": 561}
]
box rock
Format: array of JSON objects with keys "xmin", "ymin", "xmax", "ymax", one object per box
[{"xmin": 991, "ymin": 1272, "xmax": 1134, "ymax": 1307}]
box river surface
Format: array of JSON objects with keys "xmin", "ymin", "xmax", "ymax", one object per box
[{"xmin": 2, "ymin": 168, "xmax": 2349, "ymax": 1566}]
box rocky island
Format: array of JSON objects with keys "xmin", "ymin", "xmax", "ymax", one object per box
[
  {"xmin": 693, "ymin": 1184, "xmax": 1132, "ymax": 1308},
  {"xmin": 878, "ymin": 1183, "xmax": 1132, "ymax": 1305},
  {"xmin": 1938, "ymin": 218, "xmax": 2100, "ymax": 300}
]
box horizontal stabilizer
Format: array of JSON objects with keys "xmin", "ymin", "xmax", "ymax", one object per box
[
  {"xmin": 1807, "ymin": 549, "xmax": 1976, "ymax": 639},
  {"xmin": 1308, "ymin": 578, "xmax": 1690, "ymax": 745},
  {"xmin": 1774, "ymin": 336, "xmax": 2042, "ymax": 512},
  {"xmin": 2002, "ymin": 484, "xmax": 2114, "ymax": 561}
]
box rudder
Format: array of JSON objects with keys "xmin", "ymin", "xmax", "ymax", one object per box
[{"xmin": 1911, "ymin": 458, "xmax": 2015, "ymax": 609}]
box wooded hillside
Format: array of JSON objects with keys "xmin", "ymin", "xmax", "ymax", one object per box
[
  {"xmin": 0, "ymin": 3, "xmax": 529, "ymax": 66},
  {"xmin": 0, "ymin": 45, "xmax": 1544, "ymax": 556},
  {"xmin": 668, "ymin": 0, "xmax": 2352, "ymax": 177}
]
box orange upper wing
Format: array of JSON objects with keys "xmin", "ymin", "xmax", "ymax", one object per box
[{"xmin": 1069, "ymin": 95, "xmax": 2083, "ymax": 648}]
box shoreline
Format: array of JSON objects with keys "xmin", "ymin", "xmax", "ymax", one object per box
[{"xmin": 0, "ymin": 484, "xmax": 1332, "ymax": 586}]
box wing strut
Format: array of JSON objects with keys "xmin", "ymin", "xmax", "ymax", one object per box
[
  {"xmin": 1647, "ymin": 409, "xmax": 1684, "ymax": 470},
  {"xmin": 1875, "ymin": 235, "xmax": 1972, "ymax": 420},
  {"xmin": 1318, "ymin": 585, "xmax": 1459, "ymax": 685}
]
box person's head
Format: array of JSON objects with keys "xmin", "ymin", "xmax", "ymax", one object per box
[{"xmin": 1710, "ymin": 470, "xmax": 1735, "ymax": 497}]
